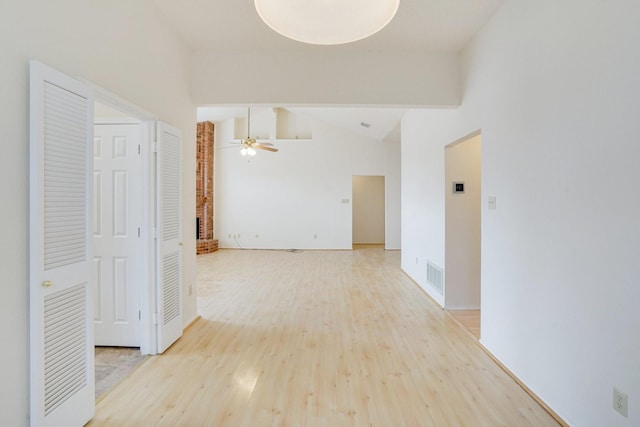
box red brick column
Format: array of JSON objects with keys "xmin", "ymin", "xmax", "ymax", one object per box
[{"xmin": 196, "ymin": 121, "xmax": 218, "ymax": 254}]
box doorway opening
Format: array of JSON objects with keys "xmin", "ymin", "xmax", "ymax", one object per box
[
  {"xmin": 92, "ymin": 101, "xmax": 151, "ymax": 399},
  {"xmin": 444, "ymin": 132, "xmax": 481, "ymax": 339},
  {"xmin": 29, "ymin": 62, "xmax": 184, "ymax": 423},
  {"xmin": 352, "ymin": 175, "xmax": 385, "ymax": 248}
]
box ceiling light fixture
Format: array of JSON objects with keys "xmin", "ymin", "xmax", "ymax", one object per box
[
  {"xmin": 254, "ymin": 0, "xmax": 400, "ymax": 45},
  {"xmin": 239, "ymin": 108, "xmax": 279, "ymax": 158}
]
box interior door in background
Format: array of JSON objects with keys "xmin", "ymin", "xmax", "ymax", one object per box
[
  {"xmin": 93, "ymin": 123, "xmax": 142, "ymax": 347},
  {"xmin": 352, "ymin": 175, "xmax": 386, "ymax": 245}
]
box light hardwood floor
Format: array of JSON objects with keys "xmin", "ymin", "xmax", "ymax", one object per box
[
  {"xmin": 90, "ymin": 247, "xmax": 560, "ymax": 426},
  {"xmin": 448, "ymin": 310, "xmax": 481, "ymax": 340}
]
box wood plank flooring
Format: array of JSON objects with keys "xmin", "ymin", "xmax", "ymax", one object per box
[
  {"xmin": 90, "ymin": 247, "xmax": 559, "ymax": 427},
  {"xmin": 448, "ymin": 310, "xmax": 481, "ymax": 340}
]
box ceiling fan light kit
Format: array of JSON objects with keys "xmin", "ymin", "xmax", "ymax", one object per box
[
  {"xmin": 240, "ymin": 108, "xmax": 279, "ymax": 158},
  {"xmin": 254, "ymin": 0, "xmax": 400, "ymax": 45},
  {"xmin": 240, "ymin": 146, "xmax": 257, "ymax": 157}
]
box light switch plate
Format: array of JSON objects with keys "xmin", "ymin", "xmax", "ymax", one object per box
[{"xmin": 488, "ymin": 196, "xmax": 497, "ymax": 210}]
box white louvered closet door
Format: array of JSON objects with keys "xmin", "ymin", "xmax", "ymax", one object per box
[
  {"xmin": 156, "ymin": 122, "xmax": 183, "ymax": 353},
  {"xmin": 29, "ymin": 61, "xmax": 95, "ymax": 426}
]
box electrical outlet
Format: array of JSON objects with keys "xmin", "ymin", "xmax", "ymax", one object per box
[
  {"xmin": 613, "ymin": 387, "xmax": 628, "ymax": 417},
  {"xmin": 488, "ymin": 196, "xmax": 497, "ymax": 210}
]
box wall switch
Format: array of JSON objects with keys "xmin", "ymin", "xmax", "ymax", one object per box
[
  {"xmin": 613, "ymin": 387, "xmax": 628, "ymax": 417},
  {"xmin": 488, "ymin": 196, "xmax": 497, "ymax": 210},
  {"xmin": 341, "ymin": 198, "xmax": 350, "ymax": 204},
  {"xmin": 314, "ymin": 234, "xmax": 317, "ymax": 239},
  {"xmin": 255, "ymin": 234, "xmax": 259, "ymax": 238}
]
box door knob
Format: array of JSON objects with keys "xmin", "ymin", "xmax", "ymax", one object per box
[{"xmin": 42, "ymin": 281, "xmax": 52, "ymax": 288}]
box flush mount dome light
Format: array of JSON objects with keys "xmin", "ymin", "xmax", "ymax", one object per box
[{"xmin": 254, "ymin": 0, "xmax": 400, "ymax": 45}]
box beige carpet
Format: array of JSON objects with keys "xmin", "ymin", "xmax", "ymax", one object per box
[{"xmin": 95, "ymin": 347, "xmax": 146, "ymax": 400}]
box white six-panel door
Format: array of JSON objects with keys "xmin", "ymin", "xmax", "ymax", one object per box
[
  {"xmin": 93, "ymin": 123, "xmax": 142, "ymax": 347},
  {"xmin": 29, "ymin": 61, "xmax": 95, "ymax": 427}
]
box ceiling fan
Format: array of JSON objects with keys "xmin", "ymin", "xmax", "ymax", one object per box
[{"xmin": 238, "ymin": 108, "xmax": 278, "ymax": 157}]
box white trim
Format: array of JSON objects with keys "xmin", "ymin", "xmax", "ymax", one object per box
[
  {"xmin": 94, "ymin": 118, "xmax": 141, "ymax": 125},
  {"xmin": 140, "ymin": 120, "xmax": 158, "ymax": 355},
  {"xmin": 79, "ymin": 78, "xmax": 157, "ymax": 121}
]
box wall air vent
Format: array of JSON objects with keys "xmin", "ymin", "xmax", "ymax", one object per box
[{"xmin": 426, "ymin": 260, "xmax": 444, "ymax": 295}]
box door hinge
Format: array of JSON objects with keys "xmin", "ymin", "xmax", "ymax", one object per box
[
  {"xmin": 137, "ymin": 227, "xmax": 141, "ymax": 238},
  {"xmin": 139, "ymin": 310, "xmax": 141, "ymax": 320},
  {"xmin": 138, "ymin": 144, "xmax": 141, "ymax": 155}
]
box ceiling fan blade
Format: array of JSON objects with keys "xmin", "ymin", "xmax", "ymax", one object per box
[
  {"xmin": 257, "ymin": 142, "xmax": 274, "ymax": 146},
  {"xmin": 255, "ymin": 144, "xmax": 278, "ymax": 152}
]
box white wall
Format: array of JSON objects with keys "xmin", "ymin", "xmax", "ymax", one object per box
[
  {"xmin": 214, "ymin": 117, "xmax": 401, "ymax": 250},
  {"xmin": 192, "ymin": 51, "xmax": 460, "ymax": 106},
  {"xmin": 445, "ymin": 134, "xmax": 481, "ymax": 309},
  {"xmin": 401, "ymin": 109, "xmax": 458, "ymax": 306},
  {"xmin": 384, "ymin": 132, "xmax": 402, "ymax": 250},
  {"xmin": 352, "ymin": 176, "xmax": 385, "ymax": 244},
  {"xmin": 0, "ymin": 2, "xmax": 195, "ymax": 425},
  {"xmin": 401, "ymin": 1, "xmax": 640, "ymax": 425}
]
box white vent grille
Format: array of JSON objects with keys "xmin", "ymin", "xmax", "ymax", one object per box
[
  {"xmin": 43, "ymin": 82, "xmax": 87, "ymax": 271},
  {"xmin": 162, "ymin": 252, "xmax": 180, "ymax": 325},
  {"xmin": 44, "ymin": 284, "xmax": 87, "ymax": 415},
  {"xmin": 426, "ymin": 261, "xmax": 444, "ymax": 295},
  {"xmin": 161, "ymin": 130, "xmax": 180, "ymax": 242}
]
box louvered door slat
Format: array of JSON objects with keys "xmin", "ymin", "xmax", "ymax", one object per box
[
  {"xmin": 42, "ymin": 82, "xmax": 87, "ymax": 273},
  {"xmin": 162, "ymin": 252, "xmax": 180, "ymax": 325},
  {"xmin": 162, "ymin": 130, "xmax": 180, "ymax": 242},
  {"xmin": 157, "ymin": 122, "xmax": 183, "ymax": 353},
  {"xmin": 43, "ymin": 284, "xmax": 87, "ymax": 416},
  {"xmin": 30, "ymin": 61, "xmax": 95, "ymax": 426}
]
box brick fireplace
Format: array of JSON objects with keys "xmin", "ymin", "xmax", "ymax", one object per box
[{"xmin": 196, "ymin": 121, "xmax": 218, "ymax": 254}]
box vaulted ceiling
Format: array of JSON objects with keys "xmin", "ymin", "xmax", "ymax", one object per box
[
  {"xmin": 153, "ymin": 0, "xmax": 506, "ymax": 140},
  {"xmin": 152, "ymin": 0, "xmax": 505, "ymax": 53}
]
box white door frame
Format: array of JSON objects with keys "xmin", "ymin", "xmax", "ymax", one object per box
[{"xmin": 88, "ymin": 83, "xmax": 159, "ymax": 355}]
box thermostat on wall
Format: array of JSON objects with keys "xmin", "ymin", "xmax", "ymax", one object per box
[{"xmin": 453, "ymin": 182, "xmax": 465, "ymax": 194}]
